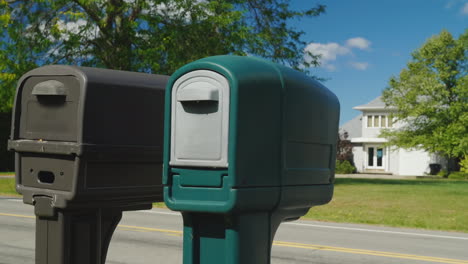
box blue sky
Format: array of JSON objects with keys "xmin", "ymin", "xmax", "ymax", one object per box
[{"xmin": 290, "ymin": 0, "xmax": 467, "ymax": 125}]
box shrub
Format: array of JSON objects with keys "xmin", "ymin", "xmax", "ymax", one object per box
[
  {"xmin": 437, "ymin": 169, "xmax": 448, "ymax": 178},
  {"xmin": 335, "ymin": 160, "xmax": 355, "ymax": 174},
  {"xmin": 460, "ymin": 156, "xmax": 468, "ymax": 174},
  {"xmin": 448, "ymin": 172, "xmax": 468, "ymax": 180}
]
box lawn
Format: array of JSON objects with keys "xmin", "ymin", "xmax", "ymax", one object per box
[
  {"xmin": 0, "ymin": 172, "xmax": 14, "ymax": 176},
  {"xmin": 0, "ymin": 177, "xmax": 18, "ymax": 196},
  {"xmin": 304, "ymin": 178, "xmax": 468, "ymax": 232}
]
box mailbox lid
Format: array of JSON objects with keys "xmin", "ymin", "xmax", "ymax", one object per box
[
  {"xmin": 13, "ymin": 65, "xmax": 168, "ymax": 147},
  {"xmin": 18, "ymin": 76, "xmax": 81, "ymax": 142},
  {"xmin": 170, "ymin": 70, "xmax": 230, "ymax": 168}
]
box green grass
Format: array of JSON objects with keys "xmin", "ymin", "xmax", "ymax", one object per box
[
  {"xmin": 0, "ymin": 177, "xmax": 18, "ymax": 196},
  {"xmin": 0, "ymin": 172, "xmax": 14, "ymax": 176},
  {"xmin": 304, "ymin": 178, "xmax": 468, "ymax": 232},
  {"xmin": 153, "ymin": 202, "xmax": 167, "ymax": 208}
]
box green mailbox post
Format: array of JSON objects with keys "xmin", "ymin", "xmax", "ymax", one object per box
[
  {"xmin": 8, "ymin": 66, "xmax": 168, "ymax": 264},
  {"xmin": 163, "ymin": 55, "xmax": 340, "ymax": 264}
]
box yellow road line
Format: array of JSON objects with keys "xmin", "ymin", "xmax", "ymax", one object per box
[
  {"xmin": 118, "ymin": 224, "xmax": 182, "ymax": 235},
  {"xmin": 118, "ymin": 227, "xmax": 152, "ymax": 233},
  {"xmin": 274, "ymin": 241, "xmax": 468, "ymax": 264},
  {"xmin": 1, "ymin": 212, "xmax": 467, "ymax": 264},
  {"xmin": 0, "ymin": 212, "xmax": 35, "ymax": 219}
]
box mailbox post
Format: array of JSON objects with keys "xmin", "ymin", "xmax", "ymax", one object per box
[
  {"xmin": 164, "ymin": 55, "xmax": 340, "ymax": 264},
  {"xmin": 8, "ymin": 65, "xmax": 168, "ymax": 264}
]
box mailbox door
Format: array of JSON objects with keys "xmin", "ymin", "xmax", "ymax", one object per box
[
  {"xmin": 170, "ymin": 70, "xmax": 229, "ymax": 168},
  {"xmin": 19, "ymin": 76, "xmax": 81, "ymax": 142}
]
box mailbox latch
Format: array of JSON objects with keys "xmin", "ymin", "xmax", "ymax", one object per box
[{"xmin": 33, "ymin": 196, "xmax": 56, "ymax": 218}]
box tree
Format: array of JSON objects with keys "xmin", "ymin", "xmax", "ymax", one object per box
[
  {"xmin": 0, "ymin": 0, "xmax": 325, "ymax": 113},
  {"xmin": 382, "ymin": 29, "xmax": 468, "ymax": 169},
  {"xmin": 335, "ymin": 130, "xmax": 356, "ymax": 174},
  {"xmin": 336, "ymin": 131, "xmax": 353, "ymax": 163}
]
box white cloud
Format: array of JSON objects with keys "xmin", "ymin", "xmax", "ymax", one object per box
[
  {"xmin": 346, "ymin": 37, "xmax": 371, "ymax": 50},
  {"xmin": 305, "ymin": 37, "xmax": 372, "ymax": 71},
  {"xmin": 444, "ymin": 0, "xmax": 467, "ymax": 10},
  {"xmin": 445, "ymin": 0, "xmax": 456, "ymax": 9},
  {"xmin": 350, "ymin": 62, "xmax": 369, "ymax": 70},
  {"xmin": 462, "ymin": 2, "xmax": 468, "ymax": 14},
  {"xmin": 305, "ymin": 42, "xmax": 350, "ymax": 62}
]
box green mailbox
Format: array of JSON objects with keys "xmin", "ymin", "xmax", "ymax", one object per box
[{"xmin": 163, "ymin": 55, "xmax": 340, "ymax": 263}]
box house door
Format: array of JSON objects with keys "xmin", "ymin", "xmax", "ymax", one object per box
[{"xmin": 367, "ymin": 146, "xmax": 385, "ymax": 169}]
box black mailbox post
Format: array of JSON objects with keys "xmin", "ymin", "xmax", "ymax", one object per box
[{"xmin": 8, "ymin": 65, "xmax": 168, "ymax": 264}]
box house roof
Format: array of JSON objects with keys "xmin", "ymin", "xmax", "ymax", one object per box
[
  {"xmin": 353, "ymin": 96, "xmax": 394, "ymax": 111},
  {"xmin": 339, "ymin": 114, "xmax": 362, "ymax": 138}
]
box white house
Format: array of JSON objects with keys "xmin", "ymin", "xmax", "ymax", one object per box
[{"xmin": 340, "ymin": 97, "xmax": 444, "ymax": 176}]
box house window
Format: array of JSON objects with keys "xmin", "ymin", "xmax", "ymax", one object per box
[
  {"xmin": 373, "ymin": 115, "xmax": 379, "ymax": 127},
  {"xmin": 380, "ymin": 115, "xmax": 387, "ymax": 127},
  {"xmin": 377, "ymin": 148, "xmax": 383, "ymax": 166},
  {"xmin": 366, "ymin": 115, "xmax": 393, "ymax": 128}
]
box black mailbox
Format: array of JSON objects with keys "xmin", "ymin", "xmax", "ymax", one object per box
[
  {"xmin": 8, "ymin": 65, "xmax": 168, "ymax": 264},
  {"xmin": 9, "ymin": 65, "xmax": 167, "ymax": 209}
]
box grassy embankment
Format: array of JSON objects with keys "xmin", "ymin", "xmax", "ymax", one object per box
[
  {"xmin": 305, "ymin": 178, "xmax": 468, "ymax": 232},
  {"xmin": 1, "ymin": 176, "xmax": 467, "ymax": 232},
  {"xmin": 0, "ymin": 176, "xmax": 17, "ymax": 196}
]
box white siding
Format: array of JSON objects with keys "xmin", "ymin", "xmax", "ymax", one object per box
[
  {"xmin": 398, "ymin": 149, "xmax": 431, "ymax": 176},
  {"xmin": 388, "ymin": 147, "xmax": 399, "ymax": 175},
  {"xmin": 352, "ymin": 145, "xmax": 364, "ymax": 172}
]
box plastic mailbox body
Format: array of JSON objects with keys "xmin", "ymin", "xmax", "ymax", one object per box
[
  {"xmin": 163, "ymin": 55, "xmax": 340, "ymax": 264},
  {"xmin": 9, "ymin": 65, "xmax": 168, "ymax": 210},
  {"xmin": 164, "ymin": 55, "xmax": 339, "ymax": 214},
  {"xmin": 8, "ymin": 65, "xmax": 169, "ymax": 264}
]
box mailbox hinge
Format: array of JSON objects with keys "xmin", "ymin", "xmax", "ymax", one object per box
[{"xmin": 8, "ymin": 140, "xmax": 81, "ymax": 155}]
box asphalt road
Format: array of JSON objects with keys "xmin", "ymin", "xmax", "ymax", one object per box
[{"xmin": 1, "ymin": 197, "xmax": 468, "ymax": 264}]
